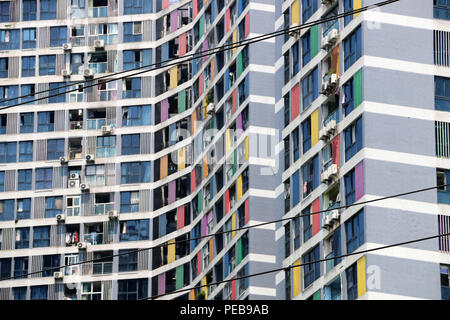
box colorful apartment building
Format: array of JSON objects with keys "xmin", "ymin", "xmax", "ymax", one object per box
[{"xmin": 280, "ymin": 0, "xmax": 450, "ymax": 300}]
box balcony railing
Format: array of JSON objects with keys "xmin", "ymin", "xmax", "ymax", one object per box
[
  {"xmin": 323, "ymin": 109, "xmax": 338, "ymax": 127},
  {"xmin": 70, "ymin": 121, "xmax": 83, "ymax": 130},
  {"xmin": 89, "ymin": 62, "xmax": 108, "ymax": 74},
  {"xmin": 89, "ymin": 6, "xmax": 108, "ymax": 18},
  {"xmin": 87, "ymin": 118, "xmax": 106, "ymax": 130},
  {"xmin": 84, "ymin": 232, "xmax": 103, "ymax": 245},
  {"xmin": 93, "ymin": 261, "xmax": 113, "ymax": 275},
  {"xmin": 325, "ymin": 252, "xmax": 336, "ymax": 273},
  {"xmin": 94, "ymin": 203, "xmax": 114, "ymax": 215}
]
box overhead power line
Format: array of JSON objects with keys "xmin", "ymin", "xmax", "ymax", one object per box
[
  {"xmin": 0, "ymin": 180, "xmax": 444, "ymax": 282},
  {"xmin": 0, "ymin": 0, "xmax": 399, "ymax": 109},
  {"xmin": 144, "ymin": 231, "xmax": 450, "ymax": 300}
]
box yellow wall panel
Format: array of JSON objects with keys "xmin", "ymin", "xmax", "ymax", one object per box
[
  {"xmin": 311, "ymin": 109, "xmax": 319, "ymax": 146},
  {"xmin": 210, "ymin": 58, "xmax": 215, "ymax": 81},
  {"xmin": 353, "ymin": 0, "xmax": 362, "ymax": 17},
  {"xmin": 291, "ymin": 0, "xmax": 299, "ymax": 25},
  {"xmin": 357, "ymin": 256, "xmax": 367, "ymax": 298},
  {"xmin": 209, "ymin": 238, "xmax": 214, "ymax": 262},
  {"xmin": 201, "ymin": 276, "xmax": 208, "ymax": 298},
  {"xmin": 232, "ymin": 30, "xmax": 237, "ymax": 54},
  {"xmin": 168, "ymin": 239, "xmax": 176, "ymax": 263},
  {"xmin": 160, "ymin": 155, "xmax": 168, "ymax": 179},
  {"xmin": 192, "ymin": 110, "xmax": 197, "ymax": 134},
  {"xmin": 245, "ymin": 136, "xmax": 249, "ymax": 160},
  {"xmin": 237, "ymin": 175, "xmax": 243, "ymax": 201},
  {"xmin": 293, "ymin": 259, "xmax": 301, "ymax": 298},
  {"xmin": 225, "ymin": 129, "xmax": 231, "ymax": 153},
  {"xmin": 169, "ymin": 66, "xmax": 178, "ymax": 89},
  {"xmin": 189, "ymin": 289, "xmax": 196, "ymax": 300},
  {"xmin": 178, "ymin": 148, "xmax": 185, "ymax": 171},
  {"xmin": 232, "ymin": 213, "xmax": 236, "ymax": 238},
  {"xmin": 203, "ymin": 155, "xmax": 208, "ymax": 179}
]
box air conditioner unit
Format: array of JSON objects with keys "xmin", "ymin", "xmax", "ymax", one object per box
[
  {"xmin": 83, "ymin": 68, "xmax": 94, "ymax": 78},
  {"xmin": 80, "ymin": 183, "xmax": 90, "ymax": 192},
  {"xmin": 94, "ymin": 39, "xmax": 105, "ymax": 49},
  {"xmin": 77, "ymin": 241, "xmax": 88, "ymax": 249},
  {"xmin": 325, "ymin": 119, "xmax": 337, "ymax": 135},
  {"xmin": 108, "ymin": 210, "xmax": 118, "ymax": 219},
  {"xmin": 321, "ymin": 215, "xmax": 333, "ymax": 229},
  {"xmin": 321, "ymin": 171, "xmax": 330, "ymax": 184},
  {"xmin": 206, "ymin": 103, "xmax": 215, "ymax": 115},
  {"xmin": 56, "ymin": 214, "xmax": 65, "ymax": 222},
  {"xmin": 54, "ymin": 272, "xmax": 64, "ymax": 279},
  {"xmin": 70, "ymin": 173, "xmax": 80, "ymax": 180},
  {"xmin": 62, "ymin": 43, "xmax": 72, "ymax": 51},
  {"xmin": 319, "ymin": 127, "xmax": 330, "ymax": 141},
  {"xmin": 62, "ymin": 69, "xmax": 72, "ymax": 77},
  {"xmin": 327, "ymin": 29, "xmax": 339, "ymax": 44},
  {"xmin": 101, "ymin": 125, "xmax": 113, "ymax": 135},
  {"xmin": 68, "ymin": 179, "xmax": 80, "ymax": 189},
  {"xmin": 85, "ymin": 154, "xmax": 95, "ymax": 162},
  {"xmin": 59, "ymin": 156, "xmax": 68, "ymax": 164},
  {"xmin": 327, "ymin": 163, "xmax": 338, "ymax": 178},
  {"xmin": 323, "ymin": 74, "xmax": 338, "ymax": 94},
  {"xmin": 329, "ymin": 209, "xmax": 340, "ymax": 222}
]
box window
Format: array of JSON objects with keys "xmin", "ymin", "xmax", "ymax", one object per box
[
  {"xmin": 121, "ymin": 161, "xmax": 151, "ymax": 184},
  {"xmin": 346, "ymin": 210, "xmax": 364, "ymax": 253},
  {"xmin": 436, "ymin": 77, "xmax": 450, "ymax": 111},
  {"xmin": 124, "ymin": 0, "xmax": 152, "ymax": 15},
  {"xmin": 21, "ymin": 84, "xmax": 35, "ymax": 104},
  {"xmin": 0, "ymin": 199, "xmax": 14, "ymax": 221},
  {"xmin": 123, "ymin": 22, "xmax": 142, "ymax": 43},
  {"xmin": 0, "ymin": 1, "xmax": 9, "ymax": 22},
  {"xmin": 0, "ymin": 58, "xmax": 7, "ymax": 78},
  {"xmin": 346, "ymin": 263, "xmax": 358, "ymax": 300},
  {"xmin": 22, "ymin": 28, "xmax": 36, "ymax": 49},
  {"xmin": 19, "ymin": 141, "xmax": 33, "ymax": 163},
  {"xmin": 302, "ymin": 155, "xmax": 319, "ymax": 198},
  {"xmin": 0, "ymin": 258, "xmax": 11, "ymax": 279},
  {"xmin": 49, "ymin": 82, "xmax": 66, "ymax": 103},
  {"xmin": 45, "ymin": 196, "xmax": 63, "ymax": 218},
  {"xmin": 85, "ymin": 164, "xmax": 105, "ymax": 186},
  {"xmin": 122, "ymin": 105, "xmax": 151, "ymax": 127},
  {"xmin": 303, "ymin": 244, "xmax": 320, "ymax": 288},
  {"xmin": 17, "ymin": 199, "xmax": 31, "ymax": 220},
  {"xmin": 292, "ymin": 41, "xmax": 299, "ymax": 77},
  {"xmin": 302, "ymin": 0, "xmax": 318, "ymax": 23},
  {"xmin": 15, "ymin": 228, "xmax": 30, "ymax": 249},
  {"xmin": 50, "ymin": 26, "xmax": 67, "ymax": 47},
  {"xmin": 33, "ymin": 226, "xmax": 50, "ymax": 247},
  {"xmin": 284, "ymin": 53, "xmax": 290, "ymax": 84},
  {"xmin": 119, "ymin": 249, "xmax": 138, "ymax": 272},
  {"xmin": 302, "ymin": 31, "xmax": 311, "ymax": 67},
  {"xmin": 118, "ymin": 278, "xmax": 148, "ymax": 300},
  {"xmin": 82, "ymin": 282, "xmax": 102, "ymax": 300},
  {"xmin": 294, "ymin": 215, "xmax": 301, "ymax": 249},
  {"xmin": 89, "ymin": 0, "xmax": 108, "ymax": 17},
  {"xmin": 302, "ymin": 117, "xmax": 311, "ymax": 153},
  {"xmin": 23, "ymin": 0, "xmax": 37, "ymax": 21},
  {"xmin": 343, "ymin": 79, "xmax": 354, "ymax": 116},
  {"xmin": 302, "ymin": 206, "xmax": 312, "ymax": 241},
  {"xmin": 285, "ymin": 223, "xmax": 291, "ymax": 258},
  {"xmin": 39, "ymin": 55, "xmax": 56, "ymax": 76},
  {"xmin": 37, "ymin": 111, "xmax": 54, "ymax": 133},
  {"xmin": 0, "ymin": 171, "xmax": 3, "ymax": 192},
  {"xmin": 35, "ymin": 168, "xmax": 53, "ymax": 190},
  {"xmin": 344, "ymin": 0, "xmax": 353, "ymax": 26},
  {"xmin": 0, "ymin": 142, "xmax": 16, "ymax": 163},
  {"xmin": 42, "ymin": 254, "xmax": 60, "ymax": 277},
  {"xmin": 13, "ymin": 287, "xmax": 27, "ymax": 300},
  {"xmin": 0, "ymin": 85, "xmax": 18, "ymax": 106},
  {"xmin": 302, "ymin": 67, "xmax": 318, "ymax": 110},
  {"xmin": 0, "ymin": 29, "xmax": 20, "ymax": 50},
  {"xmin": 441, "ymin": 264, "xmax": 450, "ymax": 300},
  {"xmin": 120, "ymin": 191, "xmax": 139, "ymax": 213},
  {"xmin": 66, "ymin": 196, "xmax": 80, "ymax": 217},
  {"xmin": 119, "ymin": 219, "xmax": 149, "ymax": 242},
  {"xmin": 435, "ymin": 0, "xmax": 450, "ymax": 20},
  {"xmin": 40, "ymin": 0, "xmax": 57, "ymax": 20},
  {"xmin": 123, "ymin": 50, "xmax": 142, "ymax": 71},
  {"xmin": 344, "ymin": 168, "xmax": 355, "ymax": 206},
  {"xmin": 31, "ymin": 285, "xmax": 48, "ymax": 300},
  {"xmin": 14, "ymin": 257, "xmax": 29, "ymax": 279},
  {"xmin": 21, "ymin": 56, "xmax": 35, "ymax": 77},
  {"xmin": 47, "ymin": 139, "xmax": 65, "ymax": 160},
  {"xmin": 344, "ymin": 26, "xmax": 362, "ymax": 71},
  {"xmin": 344, "ymin": 117, "xmax": 362, "ymax": 161},
  {"xmin": 0, "ymin": 114, "xmax": 5, "ymax": 134},
  {"xmin": 64, "ymin": 253, "xmax": 80, "ymax": 276},
  {"xmin": 122, "ymin": 134, "xmax": 140, "ymax": 155},
  {"xmin": 292, "ymin": 128, "xmax": 300, "ymax": 162},
  {"xmin": 122, "ymin": 78, "xmax": 141, "ymax": 99},
  {"xmin": 96, "ymin": 135, "xmax": 116, "ymax": 158},
  {"xmin": 18, "ymin": 169, "xmax": 32, "ymax": 191}
]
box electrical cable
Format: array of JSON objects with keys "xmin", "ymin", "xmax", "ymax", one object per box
[
  {"xmin": 0, "ymin": 180, "xmax": 444, "ymax": 282},
  {"xmin": 0, "ymin": 0, "xmax": 399, "ymax": 109},
  {"xmin": 144, "ymin": 230, "xmax": 450, "ymax": 300}
]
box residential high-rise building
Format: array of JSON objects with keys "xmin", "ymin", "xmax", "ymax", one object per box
[
  {"xmin": 0, "ymin": 0, "xmax": 449, "ymax": 301},
  {"xmin": 280, "ymin": 0, "xmax": 450, "ymax": 300}
]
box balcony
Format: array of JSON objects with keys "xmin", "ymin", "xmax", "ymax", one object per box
[
  {"xmin": 93, "ymin": 261, "xmax": 113, "ymax": 275},
  {"xmin": 325, "ymin": 252, "xmax": 337, "ymax": 273},
  {"xmin": 324, "ymin": 109, "xmax": 338, "ymax": 127},
  {"xmin": 87, "ymin": 118, "xmax": 106, "ymax": 130},
  {"xmin": 89, "ymin": 62, "xmax": 108, "ymax": 74},
  {"xmin": 89, "ymin": 6, "xmax": 108, "ymax": 18},
  {"xmin": 94, "ymin": 202, "xmax": 114, "ymax": 215},
  {"xmin": 84, "ymin": 232, "xmax": 103, "ymax": 245}
]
